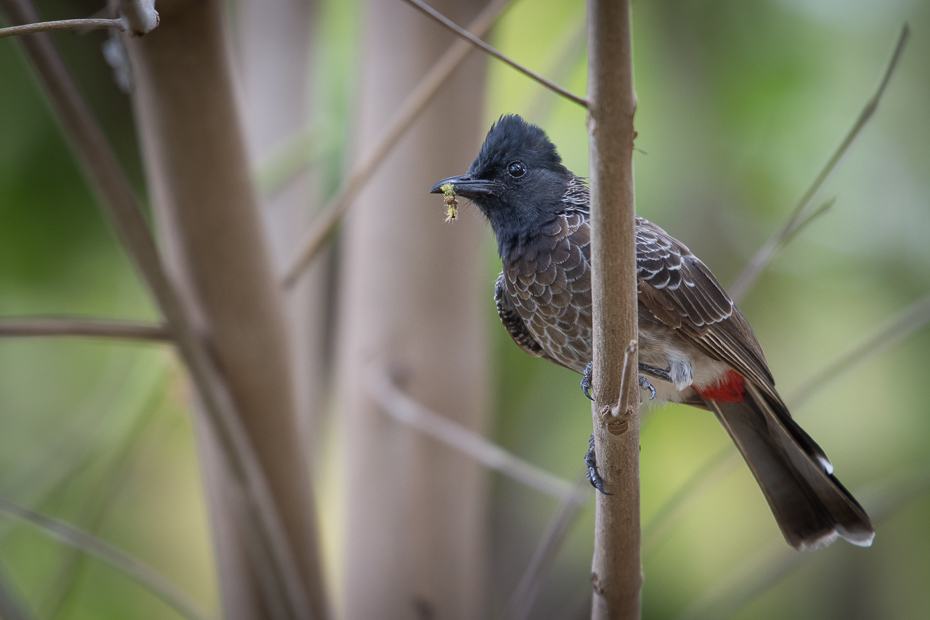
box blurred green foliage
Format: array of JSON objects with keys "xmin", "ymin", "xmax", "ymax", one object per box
[{"xmin": 1, "ymin": 0, "xmax": 929, "ymax": 618}]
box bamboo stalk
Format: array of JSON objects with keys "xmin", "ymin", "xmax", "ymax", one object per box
[
  {"xmin": 586, "ymin": 0, "xmax": 642, "ymax": 618},
  {"xmin": 0, "ymin": 3, "xmax": 310, "ymax": 618},
  {"xmin": 123, "ymin": 1, "xmax": 328, "ymax": 618}
]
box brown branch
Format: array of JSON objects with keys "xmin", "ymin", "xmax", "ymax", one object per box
[
  {"xmin": 0, "ymin": 317, "xmax": 170, "ymax": 341},
  {"xmin": 587, "ymin": 1, "xmax": 641, "ymax": 618},
  {"xmin": 506, "ymin": 471, "xmax": 591, "ymax": 620},
  {"xmin": 400, "ymin": 0, "xmax": 587, "ymax": 108},
  {"xmin": 281, "ymin": 0, "xmax": 514, "ymax": 288},
  {"xmin": 368, "ymin": 366, "xmax": 579, "ymax": 502},
  {"xmin": 729, "ymin": 24, "xmax": 909, "ymax": 302},
  {"xmin": 0, "ymin": 497, "xmax": 213, "ymax": 620},
  {"xmin": 0, "ymin": 2, "xmax": 311, "ymax": 618},
  {"xmin": 0, "ymin": 17, "xmax": 122, "ymax": 38}
]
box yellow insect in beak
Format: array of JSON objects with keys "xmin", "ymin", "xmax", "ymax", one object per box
[{"xmin": 440, "ymin": 183, "xmax": 458, "ymax": 222}]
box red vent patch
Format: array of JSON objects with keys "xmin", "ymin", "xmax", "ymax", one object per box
[{"xmin": 696, "ymin": 369, "xmax": 746, "ymax": 403}]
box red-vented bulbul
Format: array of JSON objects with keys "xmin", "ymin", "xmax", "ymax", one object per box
[{"xmin": 431, "ymin": 114, "xmax": 874, "ymax": 551}]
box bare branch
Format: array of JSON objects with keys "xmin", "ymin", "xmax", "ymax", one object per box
[
  {"xmin": 0, "ymin": 498, "xmax": 214, "ymax": 620},
  {"xmin": 117, "ymin": 0, "xmax": 158, "ymax": 35},
  {"xmin": 674, "ymin": 464, "xmax": 930, "ymax": 620},
  {"xmin": 587, "ymin": 1, "xmax": 641, "ymax": 618},
  {"xmin": 0, "ymin": 562, "xmax": 30, "ymax": 620},
  {"xmin": 788, "ymin": 292, "xmax": 930, "ymax": 408},
  {"xmin": 0, "ymin": 17, "xmax": 122, "ymax": 38},
  {"xmin": 0, "ymin": 317, "xmax": 170, "ymax": 341},
  {"xmin": 506, "ymin": 471, "xmax": 591, "ymax": 620},
  {"xmin": 729, "ymin": 24, "xmax": 910, "ymax": 302},
  {"xmin": 401, "ymin": 0, "xmax": 587, "ymax": 108},
  {"xmin": 368, "ymin": 366, "xmax": 579, "ymax": 502},
  {"xmin": 281, "ymin": 0, "xmax": 514, "ymax": 287},
  {"xmin": 0, "ymin": 2, "xmax": 310, "ymax": 617}
]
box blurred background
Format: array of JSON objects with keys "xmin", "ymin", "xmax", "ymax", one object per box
[{"xmin": 1, "ymin": 0, "xmax": 929, "ymax": 618}]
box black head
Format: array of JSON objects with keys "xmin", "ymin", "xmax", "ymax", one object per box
[{"xmin": 431, "ymin": 115, "xmax": 575, "ymax": 255}]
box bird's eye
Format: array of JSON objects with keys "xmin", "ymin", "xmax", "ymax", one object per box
[{"xmin": 507, "ymin": 161, "xmax": 527, "ymax": 178}]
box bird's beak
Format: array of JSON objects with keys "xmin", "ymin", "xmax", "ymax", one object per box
[{"xmin": 430, "ymin": 174, "xmax": 497, "ymax": 198}]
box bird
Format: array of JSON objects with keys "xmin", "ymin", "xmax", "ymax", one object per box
[{"xmin": 430, "ymin": 114, "xmax": 874, "ymax": 551}]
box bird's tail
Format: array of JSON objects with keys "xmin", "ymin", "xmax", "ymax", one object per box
[{"xmin": 706, "ymin": 383, "xmax": 874, "ymax": 550}]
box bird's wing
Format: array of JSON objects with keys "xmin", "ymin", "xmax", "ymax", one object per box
[
  {"xmin": 495, "ymin": 271, "xmax": 548, "ymax": 359},
  {"xmin": 634, "ymin": 217, "xmax": 776, "ymax": 392}
]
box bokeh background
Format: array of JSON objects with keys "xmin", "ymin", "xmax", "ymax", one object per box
[{"xmin": 1, "ymin": 0, "xmax": 929, "ymax": 618}]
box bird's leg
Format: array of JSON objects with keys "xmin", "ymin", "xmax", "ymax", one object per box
[
  {"xmin": 585, "ymin": 434, "xmax": 612, "ymax": 495},
  {"xmin": 583, "ymin": 361, "xmax": 668, "ymax": 401},
  {"xmin": 639, "ymin": 363, "xmax": 672, "ymax": 382},
  {"xmin": 581, "ymin": 362, "xmax": 594, "ymax": 401}
]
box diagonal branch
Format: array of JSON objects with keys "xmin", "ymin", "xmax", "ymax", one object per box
[
  {"xmin": 367, "ymin": 366, "xmax": 579, "ymax": 502},
  {"xmin": 729, "ymin": 24, "xmax": 909, "ymax": 303},
  {"xmin": 674, "ymin": 464, "xmax": 930, "ymax": 620},
  {"xmin": 281, "ymin": 0, "xmax": 514, "ymax": 287},
  {"xmin": 0, "ymin": 317, "xmax": 170, "ymax": 341},
  {"xmin": 0, "ymin": 498, "xmax": 213, "ymax": 620},
  {"xmin": 400, "ymin": 0, "xmax": 587, "ymax": 108},
  {"xmin": 506, "ymin": 471, "xmax": 591, "ymax": 620},
  {"xmin": 0, "ymin": 2, "xmax": 310, "ymax": 617},
  {"xmin": 0, "ymin": 18, "xmax": 122, "ymax": 38}
]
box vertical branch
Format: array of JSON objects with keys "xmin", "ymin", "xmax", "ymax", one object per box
[
  {"xmin": 338, "ymin": 0, "xmax": 489, "ymax": 617},
  {"xmin": 124, "ymin": 0, "xmax": 328, "ymax": 618},
  {"xmin": 586, "ymin": 1, "xmax": 641, "ymax": 619}
]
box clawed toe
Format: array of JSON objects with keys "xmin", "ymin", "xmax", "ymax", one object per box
[
  {"xmin": 585, "ymin": 434, "xmax": 612, "ymax": 495},
  {"xmin": 639, "ymin": 376, "xmax": 657, "ymax": 400}
]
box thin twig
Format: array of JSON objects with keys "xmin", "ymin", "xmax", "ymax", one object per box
[
  {"xmin": 674, "ymin": 464, "xmax": 930, "ymax": 620},
  {"xmin": 788, "ymin": 292, "xmax": 930, "ymax": 408},
  {"xmin": 729, "ymin": 24, "xmax": 910, "ymax": 303},
  {"xmin": 0, "ymin": 561, "xmax": 31, "ymax": 620},
  {"xmin": 37, "ymin": 372, "xmax": 167, "ymax": 619},
  {"xmin": 367, "ymin": 366, "xmax": 580, "ymax": 502},
  {"xmin": 0, "ymin": 317, "xmax": 170, "ymax": 341},
  {"xmin": 609, "ymin": 340, "xmax": 638, "ymax": 417},
  {"xmin": 526, "ymin": 14, "xmax": 587, "ymax": 123},
  {"xmin": 0, "ymin": 2, "xmax": 309, "ymax": 617},
  {"xmin": 0, "ymin": 498, "xmax": 214, "ymax": 620},
  {"xmin": 506, "ymin": 471, "xmax": 591, "ymax": 620},
  {"xmin": 281, "ymin": 0, "xmax": 515, "ymax": 287},
  {"xmin": 0, "ymin": 17, "xmax": 122, "ymax": 38},
  {"xmin": 400, "ymin": 0, "xmax": 587, "ymax": 108}
]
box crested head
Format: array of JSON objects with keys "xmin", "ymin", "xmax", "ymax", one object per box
[
  {"xmin": 470, "ymin": 115, "xmax": 569, "ymax": 180},
  {"xmin": 431, "ymin": 115, "xmax": 576, "ymax": 257}
]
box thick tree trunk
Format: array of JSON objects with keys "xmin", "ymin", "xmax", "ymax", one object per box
[
  {"xmin": 125, "ymin": 1, "xmax": 329, "ymax": 618},
  {"xmin": 337, "ymin": 0, "xmax": 490, "ymax": 618}
]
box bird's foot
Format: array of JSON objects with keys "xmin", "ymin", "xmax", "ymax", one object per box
[
  {"xmin": 581, "ymin": 362, "xmax": 594, "ymax": 401},
  {"xmin": 639, "ymin": 376, "xmax": 657, "ymax": 400},
  {"xmin": 585, "ymin": 434, "xmax": 612, "ymax": 495}
]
